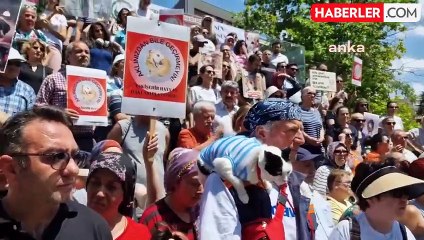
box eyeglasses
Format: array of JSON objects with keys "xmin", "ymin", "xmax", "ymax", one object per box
[
  {"xmin": 222, "ymin": 65, "xmax": 231, "ymax": 69},
  {"xmin": 386, "ymin": 122, "xmax": 396, "ymax": 125},
  {"xmin": 336, "ymin": 181, "xmax": 352, "ymax": 187},
  {"xmin": 334, "ymin": 150, "xmax": 348, "ymax": 155},
  {"xmin": 10, "ymin": 151, "xmax": 86, "ymax": 170},
  {"xmin": 23, "ymin": 4, "xmax": 38, "ymax": 10},
  {"xmin": 389, "ymin": 106, "xmax": 399, "ymax": 109},
  {"xmin": 202, "ymin": 31, "xmax": 209, "ymax": 35},
  {"xmin": 205, "ymin": 70, "xmax": 215, "ymax": 75},
  {"xmin": 353, "ymin": 119, "xmax": 366, "ymax": 123},
  {"xmin": 7, "ymin": 61, "xmax": 22, "ymax": 67}
]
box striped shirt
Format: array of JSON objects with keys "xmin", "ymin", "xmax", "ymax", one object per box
[
  {"xmin": 301, "ymin": 107, "xmax": 322, "ymax": 139},
  {"xmin": 313, "ymin": 165, "xmax": 352, "ymax": 196},
  {"xmin": 0, "ymin": 79, "xmax": 36, "ymax": 116},
  {"xmin": 200, "ymin": 135, "xmax": 262, "ymax": 181}
]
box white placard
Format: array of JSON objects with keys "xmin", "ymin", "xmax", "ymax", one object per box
[
  {"xmin": 214, "ymin": 22, "xmax": 245, "ymax": 45},
  {"xmin": 352, "ymin": 56, "xmax": 363, "ymax": 86},
  {"xmin": 309, "ymin": 70, "xmax": 337, "ymax": 92}
]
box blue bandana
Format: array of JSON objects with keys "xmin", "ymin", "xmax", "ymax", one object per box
[{"xmin": 243, "ymin": 99, "xmax": 302, "ymax": 132}]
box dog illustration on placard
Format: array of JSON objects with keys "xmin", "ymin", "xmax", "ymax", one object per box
[{"xmin": 145, "ymin": 49, "xmax": 171, "ymax": 77}]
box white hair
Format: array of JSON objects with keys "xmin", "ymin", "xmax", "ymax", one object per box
[{"xmin": 192, "ymin": 101, "xmax": 216, "ymax": 116}]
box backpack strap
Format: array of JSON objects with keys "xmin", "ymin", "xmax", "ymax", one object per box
[
  {"xmin": 399, "ymin": 223, "xmax": 407, "ymax": 240},
  {"xmin": 348, "ymin": 217, "xmax": 361, "ymax": 240}
]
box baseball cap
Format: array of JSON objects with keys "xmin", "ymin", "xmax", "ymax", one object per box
[
  {"xmin": 112, "ymin": 54, "xmax": 124, "ymax": 66},
  {"xmin": 193, "ymin": 34, "xmax": 208, "ymax": 43},
  {"xmin": 7, "ymin": 48, "xmax": 26, "ymax": 62},
  {"xmin": 265, "ymin": 86, "xmax": 283, "ymax": 99},
  {"xmin": 296, "ymin": 148, "xmax": 320, "ymax": 162}
]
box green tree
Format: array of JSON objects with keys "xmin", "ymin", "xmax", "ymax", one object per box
[{"xmin": 234, "ymin": 0, "xmax": 418, "ymax": 129}]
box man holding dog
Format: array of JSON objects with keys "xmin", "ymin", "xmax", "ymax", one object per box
[{"xmin": 198, "ymin": 99, "xmax": 324, "ymax": 239}]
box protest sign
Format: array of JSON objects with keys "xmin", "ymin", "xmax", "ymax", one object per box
[
  {"xmin": 122, "ymin": 16, "xmax": 189, "ymax": 118},
  {"xmin": 245, "ymin": 32, "xmax": 260, "ymax": 53},
  {"xmin": 0, "ymin": 0, "xmax": 23, "ymax": 73},
  {"xmin": 352, "ymin": 56, "xmax": 363, "ymax": 86},
  {"xmin": 198, "ymin": 52, "xmax": 223, "ymax": 79},
  {"xmin": 214, "ymin": 21, "xmax": 245, "ymax": 45},
  {"xmin": 66, "ymin": 66, "xmax": 108, "ymax": 126},
  {"xmin": 309, "ymin": 70, "xmax": 337, "ymax": 92},
  {"xmin": 364, "ymin": 112, "xmax": 380, "ymax": 136},
  {"xmin": 242, "ymin": 72, "xmax": 266, "ymax": 100},
  {"xmin": 159, "ymin": 9, "xmax": 184, "ymax": 25}
]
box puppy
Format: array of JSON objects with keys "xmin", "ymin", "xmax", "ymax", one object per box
[{"xmin": 198, "ymin": 135, "xmax": 292, "ymax": 204}]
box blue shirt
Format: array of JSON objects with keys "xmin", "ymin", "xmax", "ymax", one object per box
[
  {"xmin": 89, "ymin": 47, "xmax": 113, "ymax": 73},
  {"xmin": 0, "ymin": 79, "xmax": 36, "ymax": 115},
  {"xmin": 114, "ymin": 29, "xmax": 126, "ymax": 50}
]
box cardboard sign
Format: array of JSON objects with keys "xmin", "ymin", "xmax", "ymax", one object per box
[
  {"xmin": 309, "ymin": 70, "xmax": 337, "ymax": 92},
  {"xmin": 352, "ymin": 56, "xmax": 363, "ymax": 86},
  {"xmin": 242, "ymin": 71, "xmax": 266, "ymax": 100},
  {"xmin": 198, "ymin": 51, "xmax": 223, "ymax": 79},
  {"xmin": 159, "ymin": 9, "xmax": 184, "ymax": 26},
  {"xmin": 0, "ymin": 0, "xmax": 23, "ymax": 73},
  {"xmin": 122, "ymin": 16, "xmax": 189, "ymax": 118},
  {"xmin": 66, "ymin": 65, "xmax": 108, "ymax": 126},
  {"xmin": 364, "ymin": 112, "xmax": 380, "ymax": 136}
]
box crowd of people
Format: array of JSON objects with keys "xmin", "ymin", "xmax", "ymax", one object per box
[{"xmin": 2, "ymin": 0, "xmax": 424, "ymax": 239}]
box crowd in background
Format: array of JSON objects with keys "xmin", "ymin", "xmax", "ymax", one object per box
[{"xmin": 2, "ymin": 0, "xmax": 424, "ymax": 239}]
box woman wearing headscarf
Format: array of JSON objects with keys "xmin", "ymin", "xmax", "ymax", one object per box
[
  {"xmin": 86, "ymin": 152, "xmax": 151, "ymax": 239},
  {"xmin": 140, "ymin": 148, "xmax": 203, "ymax": 240},
  {"xmin": 313, "ymin": 142, "xmax": 352, "ymax": 196}
]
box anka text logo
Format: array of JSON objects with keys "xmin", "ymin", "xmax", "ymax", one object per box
[{"xmin": 328, "ymin": 41, "xmax": 365, "ymax": 53}]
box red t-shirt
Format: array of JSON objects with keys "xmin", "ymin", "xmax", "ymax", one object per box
[
  {"xmin": 139, "ymin": 198, "xmax": 196, "ymax": 240},
  {"xmin": 116, "ymin": 217, "xmax": 151, "ymax": 240}
]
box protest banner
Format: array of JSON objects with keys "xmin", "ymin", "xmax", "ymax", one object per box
[
  {"xmin": 309, "ymin": 69, "xmax": 337, "ymax": 92},
  {"xmin": 0, "ymin": 0, "xmax": 23, "ymax": 73},
  {"xmin": 159, "ymin": 9, "xmax": 184, "ymax": 25},
  {"xmin": 242, "ymin": 72, "xmax": 266, "ymax": 100},
  {"xmin": 198, "ymin": 51, "xmax": 223, "ymax": 79},
  {"xmin": 214, "ymin": 21, "xmax": 245, "ymax": 45},
  {"xmin": 122, "ymin": 16, "xmax": 189, "ymax": 119},
  {"xmin": 352, "ymin": 56, "xmax": 363, "ymax": 86},
  {"xmin": 66, "ymin": 65, "xmax": 108, "ymax": 126},
  {"xmin": 245, "ymin": 32, "xmax": 260, "ymax": 53},
  {"xmin": 364, "ymin": 112, "xmax": 380, "ymax": 136}
]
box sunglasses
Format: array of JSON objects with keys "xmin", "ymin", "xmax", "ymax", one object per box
[
  {"xmin": 389, "ymin": 106, "xmax": 399, "ymax": 109},
  {"xmin": 353, "ymin": 119, "xmax": 366, "ymax": 123},
  {"xmin": 10, "ymin": 151, "xmax": 86, "ymax": 170},
  {"xmin": 334, "ymin": 150, "xmax": 349, "ymax": 155},
  {"xmin": 7, "ymin": 61, "xmax": 22, "ymax": 67},
  {"xmin": 344, "ymin": 133, "xmax": 352, "ymax": 138},
  {"xmin": 386, "ymin": 122, "xmax": 396, "ymax": 125},
  {"xmin": 222, "ymin": 65, "xmax": 231, "ymax": 69},
  {"xmin": 205, "ymin": 70, "xmax": 215, "ymax": 75},
  {"xmin": 202, "ymin": 31, "xmax": 209, "ymax": 35}
]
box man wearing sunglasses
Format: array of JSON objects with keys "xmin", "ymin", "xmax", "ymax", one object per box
[
  {"xmin": 351, "ymin": 113, "xmax": 367, "ymax": 155},
  {"xmin": 391, "ymin": 129, "xmax": 418, "ymax": 163},
  {"xmin": 0, "ymin": 47, "xmax": 36, "ymax": 116},
  {"xmin": 0, "ymin": 106, "xmax": 112, "ymax": 239},
  {"xmin": 379, "ymin": 101, "xmax": 404, "ymax": 131}
]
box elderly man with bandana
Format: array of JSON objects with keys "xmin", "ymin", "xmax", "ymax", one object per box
[{"xmin": 198, "ymin": 99, "xmax": 328, "ymax": 240}]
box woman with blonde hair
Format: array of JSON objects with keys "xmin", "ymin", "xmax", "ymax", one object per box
[{"xmin": 19, "ymin": 39, "xmax": 53, "ymax": 93}]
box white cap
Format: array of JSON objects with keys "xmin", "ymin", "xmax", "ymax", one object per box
[
  {"xmin": 112, "ymin": 54, "xmax": 124, "ymax": 66},
  {"xmin": 7, "ymin": 48, "xmax": 26, "ymax": 62},
  {"xmin": 265, "ymin": 86, "xmax": 283, "ymax": 98}
]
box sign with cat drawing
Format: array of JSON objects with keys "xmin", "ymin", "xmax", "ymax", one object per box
[
  {"xmin": 66, "ymin": 65, "xmax": 108, "ymax": 126},
  {"xmin": 122, "ymin": 16, "xmax": 190, "ymax": 118}
]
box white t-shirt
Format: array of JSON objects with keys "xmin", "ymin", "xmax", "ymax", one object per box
[
  {"xmin": 41, "ymin": 10, "xmax": 67, "ymax": 51},
  {"xmin": 189, "ymin": 85, "xmax": 217, "ymax": 106},
  {"xmin": 329, "ymin": 212, "xmax": 415, "ymax": 240},
  {"xmin": 270, "ymin": 53, "xmax": 289, "ymax": 68}
]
